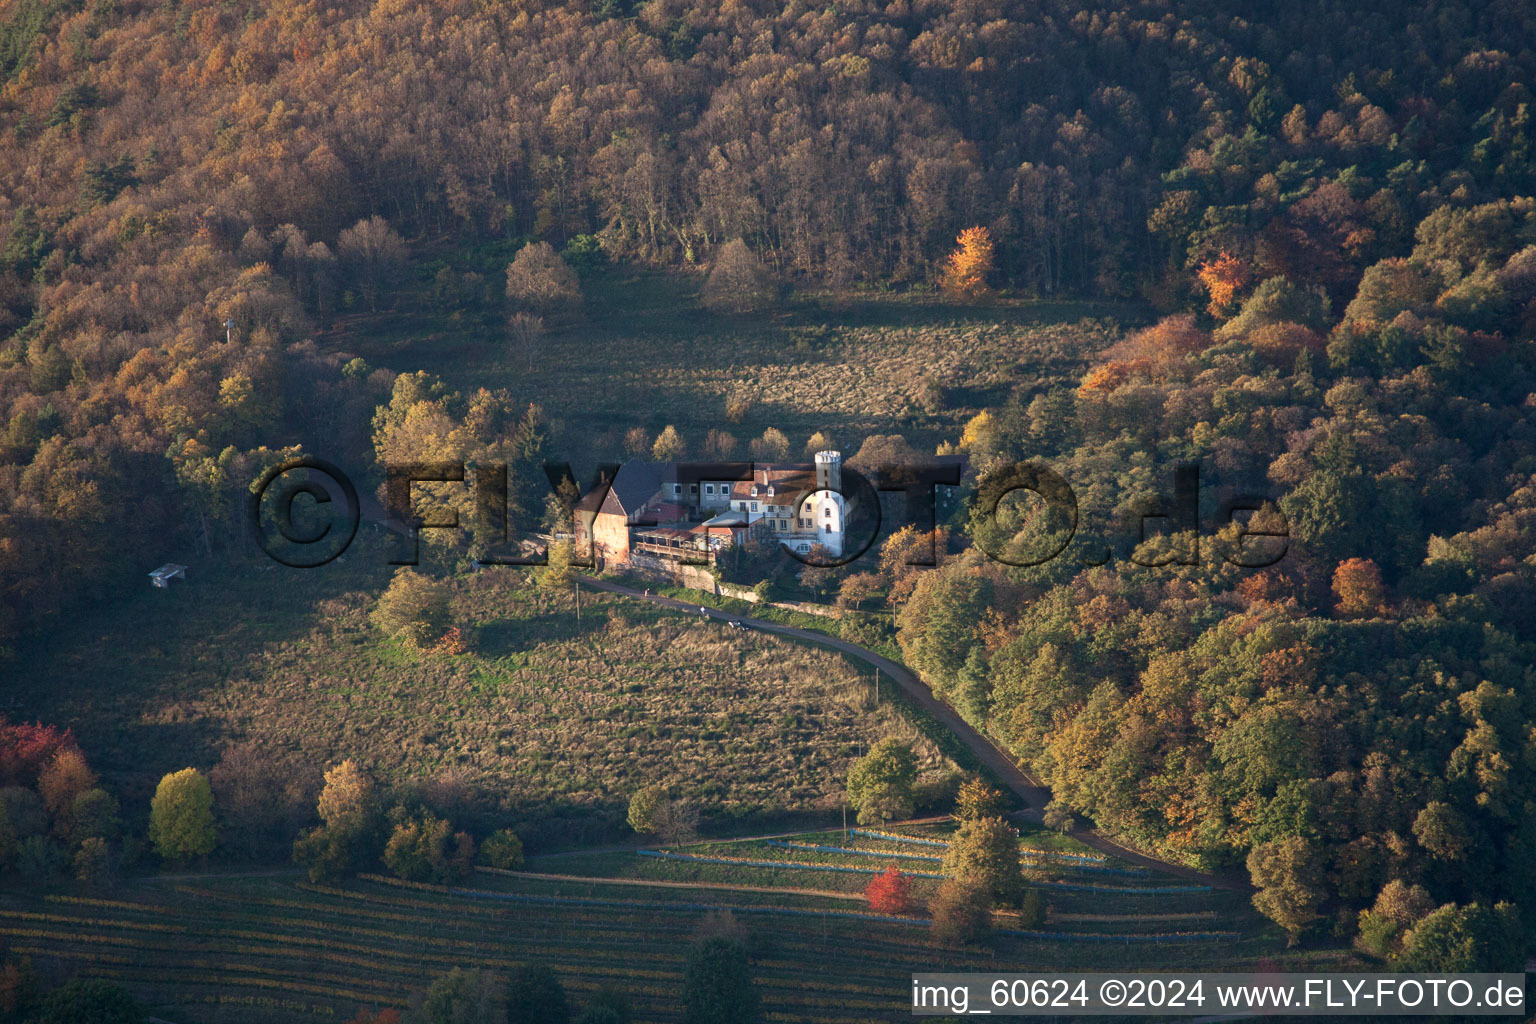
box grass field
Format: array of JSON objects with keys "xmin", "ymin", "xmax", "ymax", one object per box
[{"xmin": 0, "ymin": 819, "xmax": 1365, "ymax": 1023}]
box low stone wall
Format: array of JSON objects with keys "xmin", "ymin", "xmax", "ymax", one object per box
[{"xmin": 622, "ymin": 560, "xmax": 842, "ymax": 619}]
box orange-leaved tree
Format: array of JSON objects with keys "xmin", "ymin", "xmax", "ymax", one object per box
[
  {"xmin": 866, "ymin": 866, "xmax": 914, "ymax": 915},
  {"xmin": 1197, "ymin": 250, "xmax": 1248, "ymax": 318},
  {"xmin": 1333, "ymin": 557, "xmax": 1386, "ymax": 617},
  {"xmin": 940, "ymin": 226, "xmax": 995, "ymax": 300}
]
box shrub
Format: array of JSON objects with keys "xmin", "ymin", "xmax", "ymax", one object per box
[
  {"xmin": 478, "ymin": 828, "xmax": 525, "ymax": 870},
  {"xmin": 941, "ymin": 816, "xmax": 1024, "ymax": 905},
  {"xmin": 73, "ymin": 836, "xmax": 110, "ymax": 885},
  {"xmin": 684, "ymin": 935, "xmax": 760, "ymax": 1024},
  {"xmin": 929, "ymin": 877, "xmax": 991, "ymax": 946},
  {"xmin": 372, "ymin": 568, "xmax": 454, "ymax": 650},
  {"xmin": 37, "ymin": 979, "xmax": 141, "ymax": 1024},
  {"xmin": 723, "ymin": 391, "xmax": 752, "ymax": 423},
  {"xmin": 953, "ymin": 776, "xmax": 1005, "ymax": 822},
  {"xmin": 1042, "ymin": 799, "xmax": 1077, "ymax": 832},
  {"xmin": 507, "ymin": 963, "xmax": 569, "ymax": 1024},
  {"xmin": 838, "ymin": 611, "xmax": 894, "ymax": 648},
  {"xmin": 561, "ymin": 233, "xmax": 605, "ymax": 272},
  {"xmin": 627, "ymin": 786, "xmax": 664, "ymax": 835},
  {"xmin": 383, "ymin": 813, "xmax": 475, "ymax": 885}
]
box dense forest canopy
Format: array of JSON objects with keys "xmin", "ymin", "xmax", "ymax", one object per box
[{"xmin": 0, "ymin": 0, "xmax": 1535, "ymax": 960}]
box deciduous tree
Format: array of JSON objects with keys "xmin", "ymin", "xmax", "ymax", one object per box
[{"xmin": 148, "ymin": 768, "xmax": 217, "ymax": 863}]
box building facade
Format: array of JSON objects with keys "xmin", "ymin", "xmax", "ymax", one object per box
[{"xmin": 573, "ymin": 452, "xmax": 847, "ymax": 571}]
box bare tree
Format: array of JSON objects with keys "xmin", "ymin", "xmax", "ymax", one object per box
[
  {"xmin": 507, "ymin": 311, "xmax": 544, "ymax": 371},
  {"xmin": 653, "ymin": 797, "xmax": 701, "ymax": 846},
  {"xmin": 336, "ymin": 215, "xmax": 407, "ymax": 312},
  {"xmin": 701, "ymin": 238, "xmax": 776, "ymax": 313}
]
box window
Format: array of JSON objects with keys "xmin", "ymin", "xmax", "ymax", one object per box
[
  {"xmin": 824, "ymin": 507, "xmax": 832, "ymax": 518},
  {"xmin": 673, "ymin": 484, "xmax": 681, "ymax": 495},
  {"xmin": 750, "ymin": 502, "xmax": 758, "ymax": 512},
  {"xmin": 704, "ymin": 484, "xmax": 714, "ymax": 495},
  {"xmin": 690, "ymin": 484, "xmax": 697, "ymax": 493}
]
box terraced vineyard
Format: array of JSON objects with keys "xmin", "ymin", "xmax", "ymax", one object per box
[{"xmin": 0, "ymin": 823, "xmax": 1364, "ymax": 1022}]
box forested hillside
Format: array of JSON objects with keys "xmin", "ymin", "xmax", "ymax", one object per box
[
  {"xmin": 2, "ymin": 0, "xmax": 1534, "ymax": 642},
  {"xmin": 1, "ymin": 0, "xmax": 1535, "ymax": 965}
]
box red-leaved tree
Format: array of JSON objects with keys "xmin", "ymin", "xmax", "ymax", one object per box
[
  {"xmin": 0, "ymin": 718, "xmax": 77, "ymax": 787},
  {"xmin": 866, "ymin": 866, "xmax": 914, "ymax": 915}
]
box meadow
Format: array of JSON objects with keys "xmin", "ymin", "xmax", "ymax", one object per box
[{"xmin": 326, "ymin": 269, "xmax": 1134, "ymax": 461}]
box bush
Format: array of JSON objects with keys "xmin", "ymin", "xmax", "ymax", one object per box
[
  {"xmin": 478, "ymin": 828, "xmax": 525, "ymax": 870},
  {"xmin": 507, "ymin": 963, "xmax": 569, "ymax": 1024},
  {"xmin": 383, "ymin": 813, "xmax": 475, "ymax": 885},
  {"xmin": 684, "ymin": 935, "xmax": 760, "ymax": 1024},
  {"xmin": 846, "ymin": 738, "xmax": 916, "ymax": 825},
  {"xmin": 1041, "ymin": 799, "xmax": 1077, "ymax": 832},
  {"xmin": 38, "ymin": 979, "xmax": 141, "ymax": 1024},
  {"xmin": 561, "ymin": 234, "xmax": 605, "ymax": 272},
  {"xmin": 372, "ymin": 568, "xmax": 454, "ymax": 650},
  {"xmin": 941, "ymin": 816, "xmax": 1024, "ymax": 905},
  {"xmin": 929, "ymin": 877, "xmax": 991, "ymax": 946},
  {"xmin": 627, "ymin": 786, "xmax": 664, "ymax": 834},
  {"xmin": 838, "ymin": 612, "xmax": 894, "ymax": 648},
  {"xmin": 954, "ymin": 776, "xmax": 1005, "ymax": 822}
]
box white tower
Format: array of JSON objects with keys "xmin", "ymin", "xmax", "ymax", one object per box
[
  {"xmin": 814, "ymin": 450, "xmax": 842, "ymax": 492},
  {"xmin": 812, "ymin": 450, "xmax": 845, "ymax": 556}
]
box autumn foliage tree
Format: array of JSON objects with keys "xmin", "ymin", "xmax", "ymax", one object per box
[
  {"xmin": 865, "ymin": 866, "xmax": 914, "ymax": 915},
  {"xmin": 1198, "ymin": 250, "xmax": 1248, "ymax": 318},
  {"xmin": 148, "ymin": 768, "xmax": 217, "ymax": 863},
  {"xmin": 940, "ymin": 227, "xmax": 995, "ymax": 300},
  {"xmin": 505, "ymin": 242, "xmax": 581, "ymax": 314},
  {"xmin": 1333, "ymin": 558, "xmax": 1386, "ymax": 617}
]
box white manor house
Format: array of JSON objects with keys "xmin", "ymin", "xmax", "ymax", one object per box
[{"xmin": 573, "ymin": 450, "xmax": 849, "ymax": 571}]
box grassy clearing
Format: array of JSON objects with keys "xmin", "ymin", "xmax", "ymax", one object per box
[{"xmin": 326, "ymin": 271, "xmax": 1131, "ymax": 461}]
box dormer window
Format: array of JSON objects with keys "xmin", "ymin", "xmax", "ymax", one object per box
[{"xmin": 750, "ymin": 485, "xmax": 759, "ymax": 497}]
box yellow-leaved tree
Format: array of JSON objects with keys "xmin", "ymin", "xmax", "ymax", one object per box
[
  {"xmin": 940, "ymin": 226, "xmax": 995, "ymax": 300},
  {"xmin": 149, "ymin": 768, "xmax": 217, "ymax": 862}
]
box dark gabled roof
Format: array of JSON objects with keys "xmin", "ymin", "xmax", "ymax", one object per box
[
  {"xmin": 662, "ymin": 462, "xmax": 755, "ymax": 483},
  {"xmin": 600, "ymin": 460, "xmax": 665, "ymax": 517}
]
